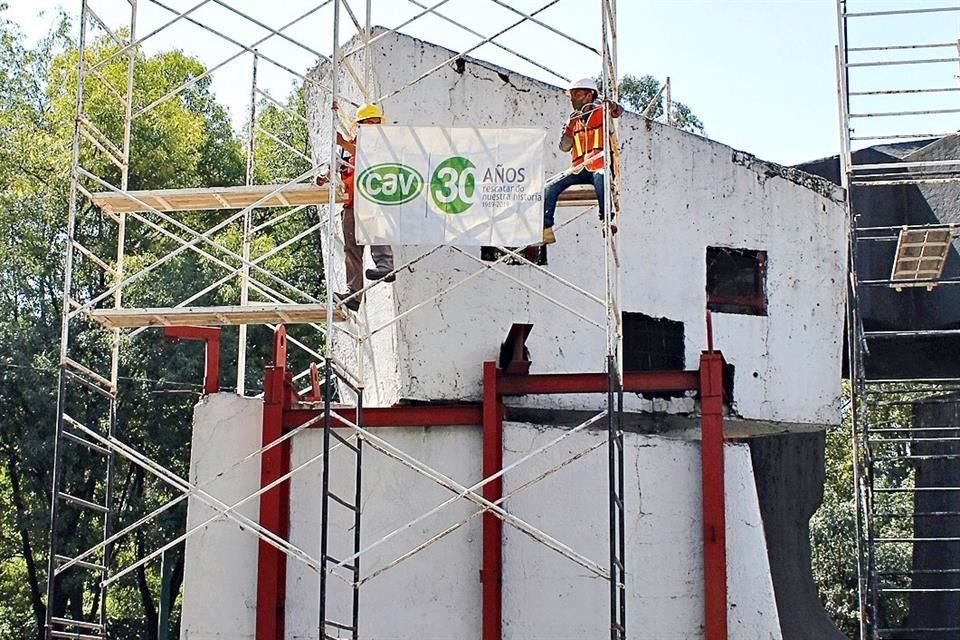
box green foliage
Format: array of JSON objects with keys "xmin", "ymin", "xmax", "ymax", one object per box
[
  {"xmin": 811, "ymin": 397, "xmax": 860, "ymax": 637},
  {"xmin": 811, "ymin": 382, "xmax": 917, "ymax": 638},
  {"xmin": 0, "ymin": 5, "xmax": 332, "ymax": 634},
  {"xmin": 46, "ymin": 40, "xmax": 244, "ymax": 190},
  {"xmin": 253, "ymin": 86, "xmax": 312, "ymax": 184},
  {"xmin": 0, "ymin": 466, "xmax": 35, "ymax": 638},
  {"xmin": 612, "ymin": 73, "xmax": 704, "ymax": 134},
  {"xmin": 0, "ymin": 9, "xmax": 263, "ymax": 638}
]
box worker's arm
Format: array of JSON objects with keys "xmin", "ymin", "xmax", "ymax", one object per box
[
  {"xmin": 337, "ymin": 131, "xmax": 357, "ymax": 155},
  {"xmin": 558, "ymin": 117, "xmax": 574, "ymax": 152}
]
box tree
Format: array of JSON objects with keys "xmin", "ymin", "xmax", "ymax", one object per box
[
  {"xmin": 0, "ymin": 9, "xmax": 247, "ymax": 638},
  {"xmin": 810, "ymin": 382, "xmax": 917, "ymax": 638},
  {"xmin": 0, "ymin": 10, "xmax": 74, "ymax": 638},
  {"xmin": 613, "ymin": 73, "xmax": 704, "ymax": 134}
]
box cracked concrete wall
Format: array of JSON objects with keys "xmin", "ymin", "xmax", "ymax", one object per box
[
  {"xmin": 305, "ymin": 29, "xmax": 845, "ymax": 431},
  {"xmin": 181, "ymin": 394, "xmax": 262, "ymax": 640},
  {"xmin": 181, "ymin": 393, "xmax": 783, "ymax": 639}
]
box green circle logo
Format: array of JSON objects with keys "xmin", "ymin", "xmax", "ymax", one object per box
[{"xmin": 430, "ymin": 156, "xmax": 476, "ymax": 215}]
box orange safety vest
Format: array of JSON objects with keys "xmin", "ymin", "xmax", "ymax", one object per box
[
  {"xmin": 340, "ymin": 152, "xmax": 356, "ymax": 208},
  {"xmin": 568, "ymin": 101, "xmax": 605, "ymax": 172}
]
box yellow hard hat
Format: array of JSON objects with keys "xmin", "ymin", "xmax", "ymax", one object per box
[{"xmin": 355, "ymin": 103, "xmax": 384, "ymax": 123}]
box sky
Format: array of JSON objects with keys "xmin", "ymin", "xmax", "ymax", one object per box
[{"xmin": 5, "ymin": 0, "xmax": 959, "ymax": 166}]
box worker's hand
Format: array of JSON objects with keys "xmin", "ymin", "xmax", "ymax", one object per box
[
  {"xmin": 314, "ymin": 172, "xmax": 330, "ymax": 187},
  {"xmin": 605, "ymin": 100, "xmax": 623, "ymax": 118}
]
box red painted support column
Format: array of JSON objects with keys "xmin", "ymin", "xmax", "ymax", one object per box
[
  {"xmin": 699, "ymin": 351, "xmax": 727, "ymax": 640},
  {"xmin": 256, "ymin": 328, "xmax": 292, "ymax": 640},
  {"xmin": 163, "ymin": 326, "xmax": 221, "ymax": 394},
  {"xmin": 481, "ymin": 361, "xmax": 504, "ymax": 640}
]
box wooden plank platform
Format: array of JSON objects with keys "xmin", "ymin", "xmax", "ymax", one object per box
[
  {"xmin": 87, "ymin": 304, "xmax": 347, "ymax": 329},
  {"xmin": 91, "ymin": 182, "xmax": 594, "ymax": 213},
  {"xmin": 89, "ymin": 183, "xmax": 343, "ymax": 213},
  {"xmin": 556, "ymin": 184, "xmax": 600, "ymax": 207}
]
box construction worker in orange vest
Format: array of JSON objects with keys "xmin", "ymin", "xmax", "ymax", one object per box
[
  {"xmin": 317, "ymin": 103, "xmax": 395, "ymax": 312},
  {"xmin": 542, "ymin": 77, "xmax": 622, "ymax": 244}
]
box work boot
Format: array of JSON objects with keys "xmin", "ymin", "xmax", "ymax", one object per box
[
  {"xmin": 542, "ymin": 227, "xmax": 556, "ymax": 245},
  {"xmin": 365, "ymin": 266, "xmax": 396, "ymax": 282},
  {"xmin": 333, "ymin": 291, "xmax": 360, "ymax": 312}
]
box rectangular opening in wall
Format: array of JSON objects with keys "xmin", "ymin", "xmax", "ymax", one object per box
[
  {"xmin": 622, "ymin": 312, "xmax": 685, "ymax": 372},
  {"xmin": 706, "ymin": 246, "xmax": 767, "ymax": 316},
  {"xmin": 481, "ymin": 245, "xmax": 547, "ymax": 266}
]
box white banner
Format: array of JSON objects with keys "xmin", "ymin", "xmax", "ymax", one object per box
[{"xmin": 354, "ymin": 125, "xmax": 545, "ymax": 246}]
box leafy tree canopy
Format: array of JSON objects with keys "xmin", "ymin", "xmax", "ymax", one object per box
[{"xmin": 613, "ymin": 73, "xmax": 704, "ymax": 134}]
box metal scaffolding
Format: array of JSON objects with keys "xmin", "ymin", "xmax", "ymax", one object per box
[
  {"xmin": 45, "ymin": 1, "xmax": 637, "ymax": 639},
  {"xmin": 836, "ymin": 2, "xmax": 960, "ymax": 638}
]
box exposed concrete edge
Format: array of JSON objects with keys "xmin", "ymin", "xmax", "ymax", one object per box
[
  {"xmin": 728, "ymin": 147, "xmax": 846, "ymax": 204},
  {"xmin": 505, "ymin": 406, "xmax": 830, "ymax": 439},
  {"xmin": 750, "ymin": 431, "xmax": 848, "ymax": 640}
]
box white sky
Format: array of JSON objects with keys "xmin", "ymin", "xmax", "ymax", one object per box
[{"xmin": 6, "ymin": 0, "xmax": 960, "ymax": 165}]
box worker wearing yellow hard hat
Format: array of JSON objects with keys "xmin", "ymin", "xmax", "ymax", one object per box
[
  {"xmin": 319, "ymin": 102, "xmax": 395, "ymax": 311},
  {"xmin": 354, "ymin": 102, "xmax": 384, "ymax": 124},
  {"xmin": 541, "ymin": 78, "xmax": 622, "ymax": 245}
]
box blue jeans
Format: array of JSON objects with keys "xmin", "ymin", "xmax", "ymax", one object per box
[{"xmin": 543, "ymin": 170, "xmax": 605, "ymax": 229}]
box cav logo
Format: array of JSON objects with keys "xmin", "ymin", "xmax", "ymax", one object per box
[
  {"xmin": 357, "ymin": 163, "xmax": 424, "ymax": 206},
  {"xmin": 430, "ymin": 156, "xmax": 476, "ymax": 215}
]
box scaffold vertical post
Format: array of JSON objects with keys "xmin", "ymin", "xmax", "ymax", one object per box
[
  {"xmin": 238, "ymin": 50, "xmax": 259, "ymax": 395},
  {"xmin": 607, "ymin": 354, "xmax": 626, "ymax": 640},
  {"xmin": 318, "ymin": 1, "xmax": 342, "ymax": 636},
  {"xmin": 324, "ymin": 0, "xmax": 341, "ymax": 353},
  {"xmin": 45, "ymin": 0, "xmax": 91, "ymax": 628},
  {"xmin": 601, "ymin": 1, "xmax": 626, "ymax": 637}
]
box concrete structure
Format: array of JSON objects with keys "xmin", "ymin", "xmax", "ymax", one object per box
[
  {"xmin": 181, "ymin": 29, "xmax": 849, "ymax": 640},
  {"xmin": 182, "ymin": 394, "xmax": 784, "ymax": 640},
  {"xmin": 305, "ymin": 29, "xmax": 847, "ymax": 432}
]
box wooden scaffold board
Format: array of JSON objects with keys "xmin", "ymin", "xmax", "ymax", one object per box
[
  {"xmin": 89, "ymin": 183, "xmax": 343, "ymax": 214},
  {"xmin": 87, "ymin": 303, "xmax": 347, "ymax": 329},
  {"xmin": 90, "ymin": 181, "xmax": 595, "ymax": 214},
  {"xmin": 556, "ymin": 184, "xmax": 600, "ymax": 207}
]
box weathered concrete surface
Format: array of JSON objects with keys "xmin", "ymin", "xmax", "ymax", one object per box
[
  {"xmin": 180, "ymin": 394, "xmax": 262, "ymax": 640},
  {"xmin": 182, "ymin": 394, "xmax": 785, "ymax": 639},
  {"xmin": 170, "ymin": 25, "xmax": 850, "ymax": 640},
  {"xmin": 305, "ymin": 29, "xmax": 846, "ymax": 432},
  {"xmin": 500, "ymin": 423, "xmax": 781, "ymax": 640},
  {"xmin": 750, "ymin": 431, "xmax": 847, "ymax": 640}
]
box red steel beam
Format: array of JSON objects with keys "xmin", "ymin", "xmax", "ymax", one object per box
[
  {"xmin": 481, "ymin": 361, "xmax": 504, "ymax": 640},
  {"xmin": 256, "ymin": 329, "xmax": 292, "ymax": 640},
  {"xmin": 283, "ymin": 404, "xmax": 483, "ymax": 430},
  {"xmin": 699, "ymin": 351, "xmax": 727, "ymax": 640},
  {"xmin": 496, "ymin": 370, "xmax": 699, "ymax": 396},
  {"xmin": 162, "ymin": 326, "xmax": 221, "ymax": 394},
  {"xmin": 259, "ymin": 345, "xmax": 721, "ymax": 640}
]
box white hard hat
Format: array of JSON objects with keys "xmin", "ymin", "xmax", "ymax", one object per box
[{"xmin": 568, "ymin": 77, "xmax": 598, "ymax": 93}]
